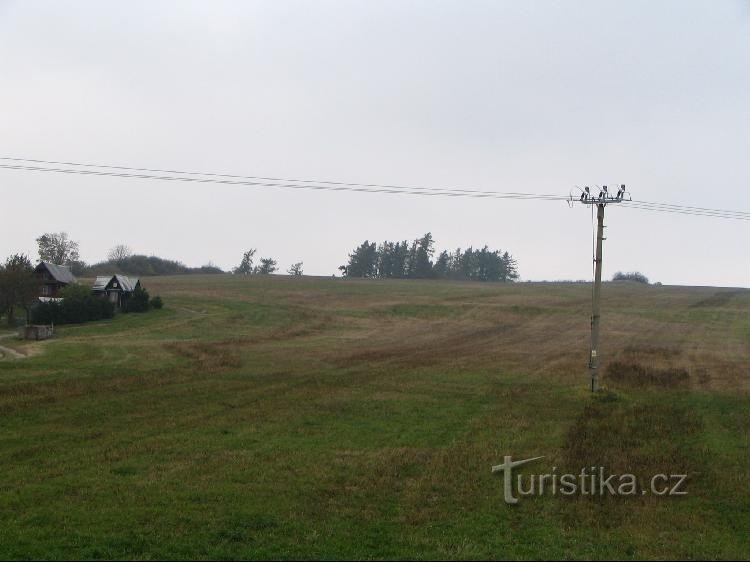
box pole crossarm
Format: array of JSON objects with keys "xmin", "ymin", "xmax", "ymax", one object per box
[{"xmin": 570, "ymin": 184, "xmax": 630, "ymax": 206}]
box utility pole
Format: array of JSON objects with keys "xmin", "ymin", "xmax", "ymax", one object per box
[{"xmin": 573, "ymin": 185, "xmax": 628, "ymax": 392}]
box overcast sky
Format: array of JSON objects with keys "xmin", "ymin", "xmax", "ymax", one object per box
[{"xmin": 1, "ymin": 0, "xmax": 748, "ymax": 286}]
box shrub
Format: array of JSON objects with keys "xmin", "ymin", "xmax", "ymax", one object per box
[
  {"xmin": 150, "ymin": 295, "xmax": 163, "ymax": 309},
  {"xmin": 123, "ymin": 286, "xmax": 150, "ymax": 313},
  {"xmin": 31, "ymin": 301, "xmax": 63, "ymax": 324},
  {"xmin": 30, "ymin": 283, "xmax": 115, "ymax": 325},
  {"xmin": 612, "ymin": 271, "xmax": 649, "ymax": 284}
]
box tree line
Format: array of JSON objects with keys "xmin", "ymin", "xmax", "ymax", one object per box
[
  {"xmin": 34, "ymin": 233, "xmax": 224, "ymax": 277},
  {"xmin": 338, "ymin": 233, "xmax": 519, "ymax": 282}
]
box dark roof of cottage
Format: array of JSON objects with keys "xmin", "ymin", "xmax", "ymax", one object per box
[
  {"xmin": 92, "ymin": 274, "xmax": 140, "ymax": 293},
  {"xmin": 37, "ymin": 261, "xmax": 75, "ymax": 284},
  {"xmin": 92, "ymin": 276, "xmax": 111, "ymax": 291},
  {"xmin": 114, "ymin": 274, "xmax": 139, "ymax": 292}
]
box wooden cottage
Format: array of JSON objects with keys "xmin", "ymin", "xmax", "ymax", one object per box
[
  {"xmin": 35, "ymin": 261, "xmax": 75, "ymax": 297},
  {"xmin": 92, "ymin": 275, "xmax": 141, "ymax": 308}
]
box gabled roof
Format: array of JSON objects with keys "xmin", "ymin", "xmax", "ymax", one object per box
[
  {"xmin": 113, "ymin": 274, "xmax": 139, "ymax": 292},
  {"xmin": 36, "ymin": 261, "xmax": 75, "ymax": 284},
  {"xmin": 93, "ymin": 276, "xmax": 111, "ymax": 291},
  {"xmin": 92, "ymin": 274, "xmax": 140, "ymax": 293}
]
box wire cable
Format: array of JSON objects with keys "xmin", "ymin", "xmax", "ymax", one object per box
[
  {"xmin": 0, "ymin": 156, "xmax": 565, "ymax": 200},
  {"xmin": 1, "ymin": 157, "xmax": 749, "ymax": 220},
  {"xmin": 0, "ymin": 162, "xmax": 570, "ymax": 202}
]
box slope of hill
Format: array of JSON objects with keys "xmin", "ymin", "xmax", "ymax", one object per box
[{"xmin": 1, "ymin": 275, "xmax": 748, "ymax": 559}]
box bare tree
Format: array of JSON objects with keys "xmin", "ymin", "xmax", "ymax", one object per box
[{"xmin": 107, "ymin": 244, "xmax": 132, "ymax": 264}]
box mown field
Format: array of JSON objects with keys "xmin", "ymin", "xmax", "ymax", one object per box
[{"xmin": 0, "ymin": 275, "xmax": 748, "ymax": 560}]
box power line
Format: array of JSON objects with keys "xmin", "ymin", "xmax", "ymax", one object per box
[
  {"xmin": 0, "ymin": 162, "xmax": 569, "ymax": 202},
  {"xmin": 1, "ymin": 157, "xmax": 749, "ymax": 221},
  {"xmin": 0, "ymin": 156, "xmax": 565, "ymax": 200},
  {"xmin": 624, "ymin": 200, "xmax": 750, "ymax": 217},
  {"xmin": 621, "ymin": 201, "xmax": 750, "ymax": 221}
]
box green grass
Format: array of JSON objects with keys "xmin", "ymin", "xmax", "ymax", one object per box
[{"xmin": 0, "ymin": 275, "xmax": 748, "ymax": 559}]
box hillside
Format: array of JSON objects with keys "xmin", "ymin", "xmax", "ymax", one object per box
[{"xmin": 1, "ymin": 275, "xmax": 748, "ymax": 559}]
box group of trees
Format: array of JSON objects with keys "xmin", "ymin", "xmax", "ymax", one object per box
[
  {"xmin": 26, "ymin": 230, "xmax": 522, "ymax": 283},
  {"xmin": 33, "ymin": 233, "xmax": 224, "ymax": 277},
  {"xmin": 94, "ymin": 242, "xmax": 223, "ymax": 276},
  {"xmin": 87, "ymin": 254, "xmax": 222, "ymax": 277},
  {"xmin": 234, "ymin": 249, "xmax": 303, "ymax": 276},
  {"xmin": 612, "ymin": 271, "xmax": 649, "ymax": 284},
  {"xmin": 339, "ymin": 233, "xmax": 519, "ymax": 282}
]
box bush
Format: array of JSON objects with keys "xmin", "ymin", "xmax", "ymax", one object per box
[
  {"xmin": 612, "ymin": 271, "xmax": 649, "ymax": 284},
  {"xmin": 150, "ymin": 295, "xmax": 163, "ymax": 309},
  {"xmin": 123, "ymin": 286, "xmax": 150, "ymax": 313},
  {"xmin": 31, "ymin": 301, "xmax": 62, "ymax": 324},
  {"xmin": 31, "ymin": 283, "xmax": 114, "ymax": 325}
]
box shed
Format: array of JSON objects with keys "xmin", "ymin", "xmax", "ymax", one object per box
[
  {"xmin": 35, "ymin": 262, "xmax": 75, "ymax": 297},
  {"xmin": 92, "ymin": 275, "xmax": 141, "ymax": 308}
]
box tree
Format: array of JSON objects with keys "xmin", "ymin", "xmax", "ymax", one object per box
[
  {"xmin": 107, "ymin": 244, "xmax": 132, "ymax": 264},
  {"xmin": 122, "ymin": 286, "xmax": 150, "ymax": 313},
  {"xmin": 613, "ymin": 271, "xmax": 649, "ymax": 284},
  {"xmin": 502, "ymin": 251, "xmax": 519, "ymax": 282},
  {"xmin": 340, "ymin": 241, "xmax": 377, "ymax": 277},
  {"xmin": 287, "ymin": 262, "xmax": 304, "ymax": 276},
  {"xmin": 257, "ymin": 258, "xmax": 278, "ymax": 275},
  {"xmin": 36, "ymin": 232, "xmax": 80, "ymax": 265},
  {"xmin": 234, "ymin": 249, "xmax": 256, "ymax": 275},
  {"xmin": 0, "ymin": 254, "xmax": 41, "ymax": 326},
  {"xmin": 410, "ymin": 232, "xmax": 435, "ymax": 278},
  {"xmin": 433, "ymin": 250, "xmax": 450, "ymax": 278}
]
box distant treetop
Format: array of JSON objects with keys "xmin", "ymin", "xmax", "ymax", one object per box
[{"xmin": 612, "ymin": 271, "xmax": 649, "ymax": 284}]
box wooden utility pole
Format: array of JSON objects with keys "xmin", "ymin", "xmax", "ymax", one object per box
[
  {"xmin": 572, "ymin": 185, "xmax": 628, "ymax": 392},
  {"xmin": 589, "ymin": 203, "xmax": 605, "ymax": 392}
]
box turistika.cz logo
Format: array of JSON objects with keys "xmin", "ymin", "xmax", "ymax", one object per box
[{"xmin": 491, "ymin": 456, "xmax": 687, "ymax": 504}]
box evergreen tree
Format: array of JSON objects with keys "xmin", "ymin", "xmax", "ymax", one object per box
[
  {"xmin": 433, "ymin": 250, "xmax": 450, "ymax": 278},
  {"xmin": 340, "ymin": 241, "xmax": 377, "ymax": 277},
  {"xmin": 411, "ymin": 232, "xmax": 435, "ymax": 278},
  {"xmin": 339, "ymin": 235, "xmax": 518, "ymax": 282}
]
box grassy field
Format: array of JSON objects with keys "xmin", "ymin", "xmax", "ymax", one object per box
[{"xmin": 0, "ymin": 275, "xmax": 748, "ymax": 560}]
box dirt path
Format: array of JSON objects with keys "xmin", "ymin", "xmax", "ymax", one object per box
[{"xmin": 0, "ymin": 332, "xmax": 25, "ymax": 359}]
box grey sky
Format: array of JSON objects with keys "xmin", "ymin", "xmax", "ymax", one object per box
[{"xmin": 2, "ymin": 0, "xmax": 748, "ymax": 286}]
